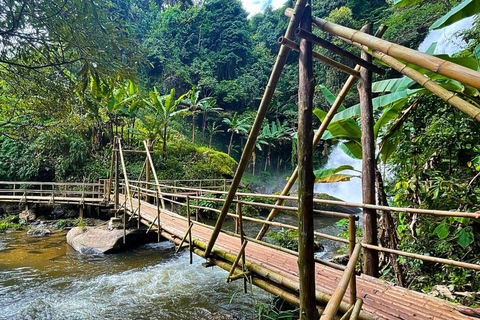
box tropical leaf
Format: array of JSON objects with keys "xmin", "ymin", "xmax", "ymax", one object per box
[
  {"xmin": 393, "ymin": 0, "xmax": 425, "ymax": 8},
  {"xmin": 323, "ymin": 118, "xmax": 362, "ymax": 140},
  {"xmin": 372, "ymin": 77, "xmax": 413, "ymax": 93},
  {"xmin": 430, "ymin": 0, "xmax": 480, "ymax": 30},
  {"xmin": 378, "ymin": 128, "xmax": 402, "ymax": 163},
  {"xmin": 457, "ymin": 228, "xmax": 474, "ymax": 249},
  {"xmin": 374, "ymin": 99, "xmax": 408, "ymax": 137},
  {"xmin": 314, "ymin": 165, "xmax": 358, "ymax": 183},
  {"xmin": 340, "ymin": 141, "xmax": 363, "ymax": 159},
  {"xmin": 318, "ymin": 85, "xmax": 346, "ymax": 111}
]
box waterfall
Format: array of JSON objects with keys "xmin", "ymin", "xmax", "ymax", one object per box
[{"xmin": 314, "ymin": 147, "xmax": 362, "ymax": 203}]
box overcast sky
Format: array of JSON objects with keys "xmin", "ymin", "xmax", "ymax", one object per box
[{"xmin": 240, "ymin": 0, "xmax": 286, "ymax": 16}]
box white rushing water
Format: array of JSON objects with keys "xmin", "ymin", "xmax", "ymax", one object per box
[{"xmin": 314, "ymin": 147, "xmax": 362, "ymax": 203}]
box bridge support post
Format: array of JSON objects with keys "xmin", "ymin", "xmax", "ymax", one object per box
[
  {"xmin": 114, "ymin": 138, "xmax": 120, "ymax": 213},
  {"xmin": 297, "ymin": 3, "xmax": 317, "ymax": 320},
  {"xmin": 358, "ymin": 23, "xmax": 379, "ymax": 278}
]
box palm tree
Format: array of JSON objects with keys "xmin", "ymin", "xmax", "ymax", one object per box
[
  {"xmin": 261, "ymin": 120, "xmax": 293, "ymax": 171},
  {"xmin": 206, "ymin": 121, "xmax": 223, "ymax": 148},
  {"xmin": 223, "ymin": 112, "xmax": 250, "ymax": 156},
  {"xmin": 183, "ymin": 88, "xmax": 217, "ymax": 144},
  {"xmin": 200, "ymin": 98, "xmax": 222, "ymax": 143}
]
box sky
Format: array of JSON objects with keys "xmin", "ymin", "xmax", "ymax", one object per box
[{"xmin": 240, "ymin": 0, "xmax": 286, "ymax": 16}]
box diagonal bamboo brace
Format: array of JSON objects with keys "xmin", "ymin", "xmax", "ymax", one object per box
[
  {"xmin": 255, "ymin": 24, "xmax": 388, "ymax": 241},
  {"xmin": 226, "ymin": 239, "xmax": 248, "ymax": 283},
  {"xmin": 176, "ymin": 223, "xmax": 194, "ymax": 253},
  {"xmin": 203, "ymin": 0, "xmax": 309, "ymax": 258}
]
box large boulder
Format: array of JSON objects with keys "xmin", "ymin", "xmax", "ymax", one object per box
[
  {"xmin": 67, "ymin": 226, "xmax": 156, "ymax": 254},
  {"xmin": 19, "ymin": 208, "xmax": 36, "ymax": 222}
]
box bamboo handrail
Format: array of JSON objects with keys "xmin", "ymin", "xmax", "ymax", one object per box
[
  {"xmin": 362, "ymin": 243, "xmax": 480, "ymax": 271},
  {"xmin": 284, "ymin": 8, "xmax": 480, "ymax": 90},
  {"xmin": 321, "ymin": 243, "xmax": 362, "ymax": 320}
]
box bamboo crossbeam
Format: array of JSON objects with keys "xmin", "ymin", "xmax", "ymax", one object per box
[
  {"xmin": 285, "ymin": 8, "xmax": 480, "ymax": 90},
  {"xmin": 362, "ymin": 243, "xmax": 480, "ymax": 271},
  {"xmin": 295, "ymin": 28, "xmax": 385, "ymax": 75},
  {"xmin": 321, "ymin": 243, "xmax": 362, "ymax": 320},
  {"xmin": 350, "ymin": 42, "xmax": 480, "ymax": 122},
  {"xmin": 279, "ymin": 36, "xmax": 360, "ymax": 78},
  {"xmin": 204, "ymin": 0, "xmax": 309, "ymax": 258},
  {"xmin": 256, "ymin": 24, "xmax": 388, "ymax": 241}
]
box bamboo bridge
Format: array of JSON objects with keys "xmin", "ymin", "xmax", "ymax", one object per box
[{"xmin": 3, "ymin": 0, "xmax": 480, "ymax": 318}]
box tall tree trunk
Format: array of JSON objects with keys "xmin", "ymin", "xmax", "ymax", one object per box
[
  {"xmin": 202, "ymin": 111, "xmax": 207, "ymax": 144},
  {"xmin": 228, "ymin": 132, "xmax": 234, "ymax": 156},
  {"xmin": 252, "ymin": 152, "xmax": 256, "ymax": 176},
  {"xmin": 192, "ymin": 113, "xmax": 196, "ymax": 143},
  {"xmin": 163, "ymin": 124, "xmax": 168, "ymax": 160},
  {"xmin": 209, "ymin": 133, "xmax": 213, "ymax": 148},
  {"xmin": 375, "ymin": 165, "xmax": 405, "ymax": 286},
  {"xmin": 297, "ymin": 4, "xmax": 317, "ymax": 319},
  {"xmin": 358, "ymin": 23, "xmax": 379, "ymax": 277}
]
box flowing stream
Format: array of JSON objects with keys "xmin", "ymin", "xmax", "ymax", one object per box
[{"xmin": 0, "ymin": 231, "xmax": 272, "ymax": 320}]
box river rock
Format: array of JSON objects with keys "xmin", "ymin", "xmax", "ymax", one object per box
[
  {"xmin": 27, "ymin": 227, "xmax": 51, "ymax": 237},
  {"xmin": 67, "ymin": 226, "xmax": 156, "ymax": 254},
  {"xmin": 19, "ymin": 208, "xmax": 36, "ymax": 222}
]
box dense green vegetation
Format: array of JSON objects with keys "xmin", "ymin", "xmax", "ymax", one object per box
[{"xmin": 1, "ymin": 0, "xmax": 480, "ymax": 303}]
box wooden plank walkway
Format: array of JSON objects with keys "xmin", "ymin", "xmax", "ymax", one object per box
[{"xmin": 122, "ymin": 195, "xmax": 472, "ymax": 320}]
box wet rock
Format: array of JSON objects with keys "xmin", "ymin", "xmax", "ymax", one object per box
[
  {"xmin": 52, "ymin": 206, "xmax": 64, "ymax": 218},
  {"xmin": 314, "ymin": 240, "xmax": 324, "ymax": 252},
  {"xmin": 19, "ymin": 209, "xmax": 36, "ymax": 222},
  {"xmin": 67, "ymin": 225, "xmax": 156, "ymax": 254},
  {"xmin": 328, "ymin": 254, "xmax": 349, "ymax": 266},
  {"xmin": 27, "ymin": 227, "xmax": 51, "ymax": 237}
]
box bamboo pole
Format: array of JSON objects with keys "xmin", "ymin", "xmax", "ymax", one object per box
[
  {"xmin": 358, "ymin": 23, "xmax": 379, "ymax": 278},
  {"xmin": 175, "ymin": 223, "xmax": 194, "ymax": 253},
  {"xmin": 143, "ymin": 141, "xmax": 166, "ymax": 209},
  {"xmin": 203, "ymin": 0, "xmax": 309, "ymax": 258},
  {"xmin": 320, "ymin": 243, "xmax": 362, "ymax": 320},
  {"xmin": 295, "ymin": 28, "xmax": 384, "ymax": 75},
  {"xmin": 237, "ymin": 201, "xmax": 247, "ymax": 293},
  {"xmin": 156, "ymin": 190, "xmax": 161, "ymax": 242},
  {"xmin": 350, "ymin": 42, "xmax": 480, "ymax": 122},
  {"xmin": 298, "ymin": 4, "xmax": 317, "ymax": 319},
  {"xmin": 279, "ymin": 37, "xmax": 360, "ymax": 78},
  {"xmin": 348, "ymin": 216, "xmax": 357, "ymax": 305},
  {"xmin": 187, "ymin": 195, "xmax": 193, "ymax": 264},
  {"xmin": 350, "ymin": 299, "xmax": 364, "ymax": 320},
  {"xmin": 285, "ymin": 9, "xmax": 480, "ymax": 90},
  {"xmin": 255, "ymin": 24, "xmax": 388, "ymax": 241},
  {"xmin": 226, "ymin": 240, "xmax": 248, "ymax": 283},
  {"xmin": 117, "ymin": 139, "xmax": 134, "ymax": 218},
  {"xmin": 114, "ymin": 138, "xmax": 119, "ymax": 211},
  {"xmin": 362, "ymin": 243, "xmax": 480, "ymax": 271}
]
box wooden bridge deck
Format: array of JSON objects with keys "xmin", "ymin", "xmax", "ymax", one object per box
[{"xmin": 122, "ymin": 195, "xmax": 471, "ymax": 320}]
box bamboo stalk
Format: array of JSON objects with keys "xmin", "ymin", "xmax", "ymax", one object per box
[
  {"xmin": 320, "ymin": 243, "xmax": 362, "ymax": 320},
  {"xmin": 362, "ymin": 243, "xmax": 480, "ymax": 271},
  {"xmin": 175, "ymin": 223, "xmax": 194, "ymax": 253},
  {"xmin": 348, "ymin": 216, "xmax": 357, "ymax": 305},
  {"xmin": 226, "ymin": 240, "xmax": 248, "ymax": 283},
  {"xmin": 354, "ymin": 44, "xmax": 480, "ymax": 122},
  {"xmin": 117, "ymin": 138, "xmax": 134, "ymax": 214},
  {"xmin": 279, "ymin": 37, "xmax": 360, "ymax": 78},
  {"xmin": 204, "ymin": 0, "xmax": 309, "ymax": 258},
  {"xmin": 295, "ymin": 28, "xmax": 384, "ymax": 75},
  {"xmin": 143, "ymin": 141, "xmax": 166, "ymax": 209},
  {"xmin": 255, "ymin": 24, "xmax": 388, "ymax": 241},
  {"xmin": 187, "ymin": 195, "xmax": 193, "ymax": 264},
  {"xmin": 285, "ymin": 8, "xmax": 480, "ymax": 90},
  {"xmin": 350, "ymin": 299, "xmax": 364, "ymax": 320}
]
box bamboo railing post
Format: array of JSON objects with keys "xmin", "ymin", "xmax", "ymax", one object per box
[
  {"xmin": 255, "ymin": 24, "xmax": 388, "ymax": 241},
  {"xmin": 358, "ymin": 23, "xmax": 379, "ymax": 278},
  {"xmin": 226, "ymin": 240, "xmax": 248, "ymax": 283},
  {"xmin": 237, "ymin": 201, "xmax": 247, "ymax": 294},
  {"xmin": 114, "ymin": 138, "xmax": 120, "ymax": 212},
  {"xmin": 143, "ymin": 140, "xmax": 166, "ymax": 209},
  {"xmin": 348, "ymin": 216, "xmax": 357, "ymax": 305},
  {"xmin": 320, "ymin": 243, "xmax": 362, "ymax": 320},
  {"xmin": 187, "ymin": 195, "xmax": 193, "ymax": 264},
  {"xmin": 297, "ymin": 4, "xmax": 317, "ymax": 319},
  {"xmin": 156, "ymin": 190, "xmax": 161, "ymax": 242},
  {"xmin": 195, "ymin": 192, "xmax": 199, "ymax": 222},
  {"xmin": 203, "ymin": 0, "xmax": 309, "ymax": 258},
  {"xmin": 137, "ymin": 187, "xmax": 141, "ymax": 229}
]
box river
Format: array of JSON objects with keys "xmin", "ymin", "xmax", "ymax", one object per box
[{"xmin": 0, "ymin": 230, "xmax": 272, "ymax": 320}]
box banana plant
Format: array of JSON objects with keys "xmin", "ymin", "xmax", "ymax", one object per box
[
  {"xmin": 182, "ymin": 88, "xmax": 219, "ymax": 144},
  {"xmin": 223, "ymin": 112, "xmax": 250, "ymax": 156},
  {"xmin": 141, "ymin": 88, "xmax": 190, "ymax": 159}
]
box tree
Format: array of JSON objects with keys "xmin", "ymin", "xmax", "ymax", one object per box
[
  {"xmin": 206, "ymin": 121, "xmax": 223, "ymax": 148},
  {"xmin": 222, "ymin": 112, "xmax": 250, "ymax": 156},
  {"xmin": 142, "ymin": 88, "xmax": 190, "ymax": 159}
]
